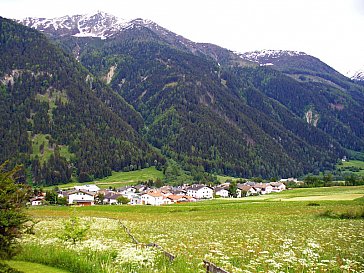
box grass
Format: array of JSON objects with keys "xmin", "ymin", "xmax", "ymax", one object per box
[
  {"xmin": 98, "ymin": 166, "xmax": 164, "ymax": 183},
  {"xmin": 19, "ymin": 186, "xmax": 364, "ymax": 272},
  {"xmin": 36, "ymin": 90, "xmax": 68, "ymax": 121},
  {"xmin": 43, "ymin": 166, "xmax": 165, "ymax": 190},
  {"xmin": 216, "ymin": 174, "xmax": 240, "ymax": 183},
  {"xmin": 31, "ymin": 133, "xmax": 73, "ymax": 164},
  {"xmin": 337, "ymin": 160, "xmax": 364, "ymax": 176},
  {"xmin": 5, "ymin": 260, "xmax": 70, "ymax": 273}
]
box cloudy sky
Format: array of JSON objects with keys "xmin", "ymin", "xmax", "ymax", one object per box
[{"xmin": 1, "ymin": 0, "xmax": 363, "ymax": 75}]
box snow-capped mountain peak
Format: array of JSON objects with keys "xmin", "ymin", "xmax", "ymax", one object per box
[{"xmin": 18, "ymin": 11, "xmax": 153, "ymax": 39}]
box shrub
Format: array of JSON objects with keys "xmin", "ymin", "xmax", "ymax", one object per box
[
  {"xmin": 320, "ymin": 208, "xmax": 364, "ymax": 219},
  {"xmin": 307, "ymin": 202, "xmax": 320, "ymax": 206},
  {"xmin": 59, "ymin": 216, "xmax": 90, "ymax": 244}
]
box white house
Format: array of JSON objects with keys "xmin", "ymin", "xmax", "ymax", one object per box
[
  {"xmin": 214, "ymin": 187, "xmax": 229, "ymax": 198},
  {"xmin": 130, "ymin": 195, "xmax": 142, "ymax": 205},
  {"xmin": 166, "ymin": 194, "xmax": 192, "ymax": 203},
  {"xmin": 103, "ymin": 192, "xmax": 124, "ymax": 205},
  {"xmin": 74, "ymin": 184, "xmax": 100, "ymax": 193},
  {"xmin": 187, "ymin": 185, "xmax": 214, "ymax": 199},
  {"xmin": 141, "ymin": 192, "xmax": 164, "ymax": 206},
  {"xmin": 30, "ymin": 196, "xmax": 44, "ymax": 206},
  {"xmin": 270, "ymin": 182, "xmax": 286, "ymax": 192},
  {"xmin": 237, "ymin": 185, "xmax": 257, "ymax": 197},
  {"xmin": 253, "ymin": 183, "xmax": 273, "ymax": 195},
  {"xmin": 118, "ymin": 186, "xmax": 137, "ymax": 195},
  {"xmin": 280, "ymin": 178, "xmax": 298, "ymax": 183},
  {"xmin": 66, "ymin": 190, "xmax": 95, "ymax": 206}
]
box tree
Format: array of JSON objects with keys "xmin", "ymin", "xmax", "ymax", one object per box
[
  {"xmin": 323, "ymin": 172, "xmax": 333, "ymax": 186},
  {"xmin": 96, "ymin": 193, "xmax": 105, "ymax": 204},
  {"xmin": 116, "ymin": 196, "xmax": 130, "ymax": 205},
  {"xmin": 60, "ymin": 216, "xmax": 90, "ymax": 244},
  {"xmin": 0, "ymin": 161, "xmax": 31, "ymax": 260},
  {"xmin": 45, "ymin": 190, "xmax": 58, "ymax": 204},
  {"xmin": 228, "ymin": 180, "xmax": 238, "ymax": 198}
]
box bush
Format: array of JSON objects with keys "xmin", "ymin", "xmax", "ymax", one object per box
[
  {"xmin": 307, "ymin": 202, "xmax": 320, "ymax": 206},
  {"xmin": 59, "ymin": 216, "xmax": 90, "ymax": 244},
  {"xmin": 320, "ymin": 208, "xmax": 364, "ymax": 219}
]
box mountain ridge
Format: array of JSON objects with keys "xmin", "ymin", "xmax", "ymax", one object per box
[{"xmin": 2, "ymin": 13, "xmax": 364, "ymax": 183}]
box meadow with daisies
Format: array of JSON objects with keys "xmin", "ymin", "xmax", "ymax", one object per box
[{"xmin": 14, "ymin": 186, "xmax": 364, "ymax": 272}]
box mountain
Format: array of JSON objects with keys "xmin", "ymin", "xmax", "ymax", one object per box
[
  {"xmin": 351, "ymin": 69, "xmax": 364, "ymax": 82},
  {"xmin": 7, "ymin": 12, "xmax": 364, "ymax": 180},
  {"xmin": 0, "ymin": 17, "xmax": 162, "ymax": 185},
  {"xmin": 19, "ymin": 12, "xmax": 134, "ymax": 39},
  {"xmin": 239, "ymin": 49, "xmax": 350, "ymax": 84}
]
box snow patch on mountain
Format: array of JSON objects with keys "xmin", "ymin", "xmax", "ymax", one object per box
[
  {"xmin": 18, "ymin": 12, "xmax": 155, "ymax": 39},
  {"xmin": 351, "ymin": 70, "xmax": 364, "ymax": 81},
  {"xmin": 238, "ymin": 49, "xmax": 307, "ymax": 65}
]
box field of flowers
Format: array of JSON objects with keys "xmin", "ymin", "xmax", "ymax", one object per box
[{"xmin": 17, "ymin": 186, "xmax": 364, "ymax": 273}]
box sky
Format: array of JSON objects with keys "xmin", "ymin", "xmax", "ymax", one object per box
[{"xmin": 1, "ymin": 0, "xmax": 363, "ymax": 75}]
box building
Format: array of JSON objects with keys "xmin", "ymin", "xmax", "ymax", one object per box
[
  {"xmin": 66, "ymin": 190, "xmax": 95, "ymax": 206},
  {"xmin": 103, "ymin": 192, "xmax": 124, "ymax": 205},
  {"xmin": 270, "ymin": 182, "xmax": 286, "ymax": 192},
  {"xmin": 141, "ymin": 192, "xmax": 164, "ymax": 206},
  {"xmin": 30, "ymin": 196, "xmax": 44, "ymax": 206},
  {"xmin": 186, "ymin": 185, "xmax": 214, "ymax": 199},
  {"xmin": 236, "ymin": 185, "xmax": 257, "ymax": 197},
  {"xmin": 74, "ymin": 184, "xmax": 100, "ymax": 193},
  {"xmin": 214, "ymin": 186, "xmax": 229, "ymax": 198},
  {"xmin": 253, "ymin": 183, "xmax": 273, "ymax": 195}
]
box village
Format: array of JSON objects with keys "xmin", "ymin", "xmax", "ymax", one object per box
[{"xmin": 29, "ymin": 180, "xmax": 288, "ymax": 206}]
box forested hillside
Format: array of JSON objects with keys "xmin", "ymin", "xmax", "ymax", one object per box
[
  {"xmin": 0, "ymin": 17, "xmax": 162, "ymax": 185},
  {"xmin": 2, "ymin": 12, "xmax": 364, "ymax": 184},
  {"xmin": 54, "ymin": 26, "xmax": 355, "ymax": 178}
]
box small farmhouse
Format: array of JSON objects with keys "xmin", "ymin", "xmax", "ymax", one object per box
[
  {"xmin": 30, "ymin": 196, "xmax": 44, "ymax": 206},
  {"xmin": 167, "ymin": 194, "xmax": 190, "ymax": 204},
  {"xmin": 237, "ymin": 185, "xmax": 257, "ymax": 197},
  {"xmin": 141, "ymin": 192, "xmax": 164, "ymax": 206},
  {"xmin": 103, "ymin": 192, "xmax": 124, "ymax": 205},
  {"xmin": 66, "ymin": 190, "xmax": 95, "ymax": 206},
  {"xmin": 270, "ymin": 182, "xmax": 286, "ymax": 192},
  {"xmin": 253, "ymin": 183, "xmax": 273, "ymax": 195},
  {"xmin": 214, "ymin": 186, "xmax": 229, "ymax": 198}
]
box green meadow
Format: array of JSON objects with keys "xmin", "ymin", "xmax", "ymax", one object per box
[
  {"xmin": 11, "ymin": 186, "xmax": 364, "ymax": 272},
  {"xmin": 337, "ymin": 160, "xmax": 364, "ymax": 176},
  {"xmin": 43, "ymin": 166, "xmax": 164, "ymax": 190}
]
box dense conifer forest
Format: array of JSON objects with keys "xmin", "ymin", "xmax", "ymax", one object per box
[{"xmin": 1, "ymin": 17, "xmax": 364, "ymax": 185}]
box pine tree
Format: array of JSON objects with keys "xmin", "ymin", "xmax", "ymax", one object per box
[{"xmin": 0, "ymin": 161, "xmax": 31, "ymax": 259}]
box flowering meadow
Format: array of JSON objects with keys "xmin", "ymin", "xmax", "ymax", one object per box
[{"xmin": 17, "ymin": 187, "xmax": 364, "ymax": 272}]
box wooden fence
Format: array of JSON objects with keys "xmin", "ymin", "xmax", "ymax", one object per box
[
  {"xmin": 203, "ymin": 260, "xmax": 230, "ymax": 273},
  {"xmin": 119, "ymin": 221, "xmax": 175, "ymax": 261},
  {"xmin": 119, "ymin": 221, "xmax": 230, "ymax": 272}
]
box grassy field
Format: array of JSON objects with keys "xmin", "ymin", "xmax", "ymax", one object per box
[
  {"xmin": 15, "ymin": 186, "xmax": 364, "ymax": 272},
  {"xmin": 44, "ymin": 166, "xmax": 164, "ymax": 190},
  {"xmin": 6, "ymin": 260, "xmax": 70, "ymax": 273},
  {"xmin": 31, "ymin": 133, "xmax": 73, "ymax": 163},
  {"xmin": 337, "ymin": 160, "xmax": 364, "ymax": 176}
]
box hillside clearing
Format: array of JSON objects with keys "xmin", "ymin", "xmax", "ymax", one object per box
[{"xmin": 43, "ymin": 166, "xmax": 164, "ymax": 190}]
